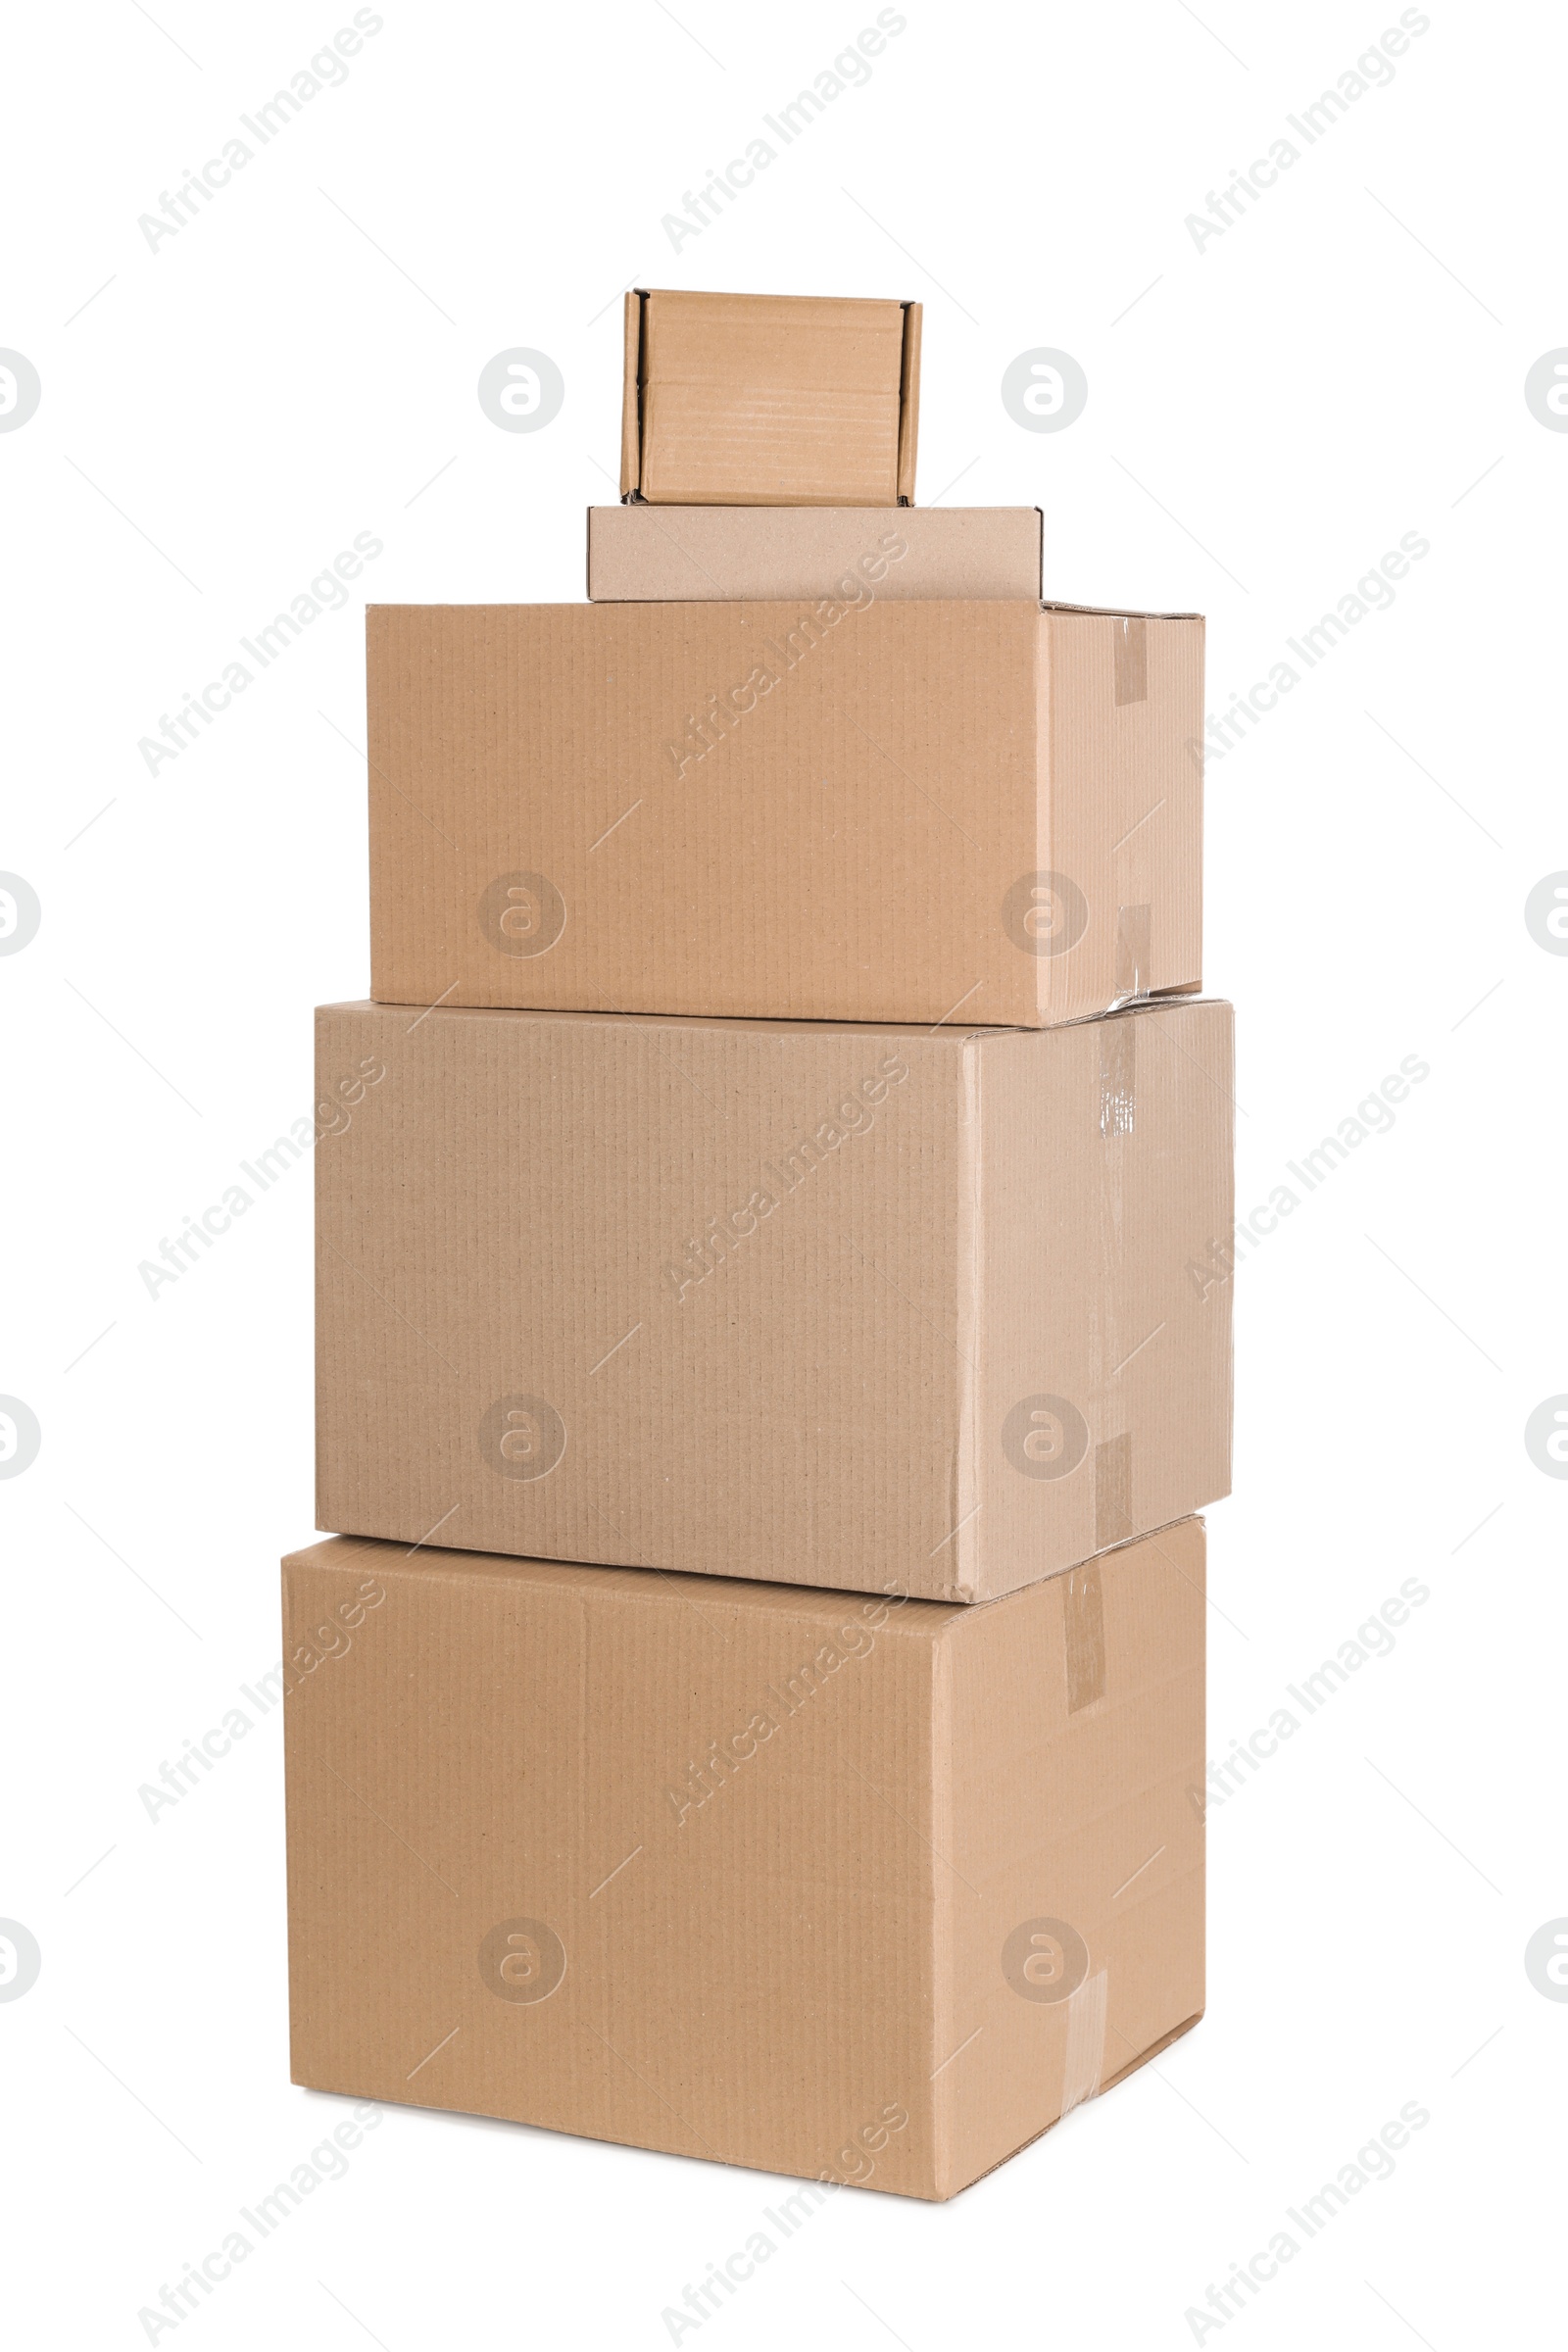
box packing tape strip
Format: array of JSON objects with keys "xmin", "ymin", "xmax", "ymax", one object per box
[
  {"xmin": 1099, "ymin": 1017, "xmax": 1136, "ymax": 1139},
  {"xmin": 1112, "ymin": 614, "xmax": 1148, "ymax": 706},
  {"xmin": 1060, "ymin": 1967, "xmax": 1109, "ymax": 2115},
  {"xmin": 1095, "ymin": 1434, "xmax": 1134, "ymax": 1552},
  {"xmin": 1115, "ymin": 903, "xmax": 1152, "ymax": 1003},
  {"xmin": 1064, "ymin": 1561, "xmax": 1106, "ymax": 1713}
]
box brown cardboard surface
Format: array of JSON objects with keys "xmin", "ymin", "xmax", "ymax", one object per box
[
  {"xmin": 315, "ymin": 998, "xmax": 1233, "ymax": 1598},
  {"xmin": 586, "ymin": 505, "xmax": 1044, "ymax": 602},
  {"xmin": 620, "ymin": 289, "xmax": 919, "ymax": 506},
  {"xmin": 366, "ymin": 599, "xmax": 1203, "ymax": 1027},
  {"xmin": 283, "ymin": 1518, "xmax": 1205, "ymax": 2199}
]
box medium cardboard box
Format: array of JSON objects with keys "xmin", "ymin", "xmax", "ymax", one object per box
[
  {"xmin": 315, "ymin": 997, "xmax": 1233, "ymax": 1599},
  {"xmin": 283, "ymin": 1519, "xmax": 1206, "ymax": 2200},
  {"xmin": 620, "ymin": 288, "xmax": 920, "ymax": 506},
  {"xmin": 366, "ymin": 598, "xmax": 1203, "ymax": 1028},
  {"xmin": 586, "ymin": 504, "xmax": 1044, "ymax": 603}
]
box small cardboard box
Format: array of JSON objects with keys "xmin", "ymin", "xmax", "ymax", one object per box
[
  {"xmin": 283, "ymin": 1519, "xmax": 1206, "ymax": 2200},
  {"xmin": 621, "ymin": 288, "xmax": 920, "ymax": 506},
  {"xmin": 366, "ymin": 597, "xmax": 1203, "ymax": 1028},
  {"xmin": 587, "ymin": 504, "xmax": 1044, "ymax": 602},
  {"xmin": 315, "ymin": 998, "xmax": 1233, "ymax": 1599}
]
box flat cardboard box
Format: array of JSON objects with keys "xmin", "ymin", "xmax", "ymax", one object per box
[
  {"xmin": 366, "ymin": 598, "xmax": 1203, "ymax": 1028},
  {"xmin": 587, "ymin": 505, "xmax": 1044, "ymax": 603},
  {"xmin": 621, "ymin": 289, "xmax": 920, "ymax": 506},
  {"xmin": 283, "ymin": 1519, "xmax": 1206, "ymax": 2200},
  {"xmin": 315, "ymin": 998, "xmax": 1233, "ymax": 1599}
]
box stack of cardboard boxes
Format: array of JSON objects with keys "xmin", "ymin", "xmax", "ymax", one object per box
[{"xmin": 283, "ymin": 289, "xmax": 1234, "ymax": 2202}]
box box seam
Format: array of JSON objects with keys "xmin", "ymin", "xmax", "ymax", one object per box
[
  {"xmin": 929, "ymin": 1618, "xmax": 956, "ymax": 2197},
  {"xmin": 954, "ymin": 1037, "xmax": 983, "ymax": 1602}
]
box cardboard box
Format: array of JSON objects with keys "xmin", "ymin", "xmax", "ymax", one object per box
[
  {"xmin": 283, "ymin": 1518, "xmax": 1205, "ymax": 2200},
  {"xmin": 366, "ymin": 598, "xmax": 1203, "ymax": 1028},
  {"xmin": 315, "ymin": 998, "xmax": 1233, "ymax": 1599},
  {"xmin": 587, "ymin": 505, "xmax": 1043, "ymax": 603},
  {"xmin": 620, "ymin": 289, "xmax": 920, "ymax": 506}
]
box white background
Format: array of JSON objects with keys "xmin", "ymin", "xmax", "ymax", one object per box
[{"xmin": 3, "ymin": 1, "xmax": 1564, "ymax": 2344}]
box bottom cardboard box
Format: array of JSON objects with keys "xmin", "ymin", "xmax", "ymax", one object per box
[{"xmin": 283, "ymin": 1519, "xmax": 1206, "ymax": 2200}]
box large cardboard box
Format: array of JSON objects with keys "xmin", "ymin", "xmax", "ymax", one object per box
[
  {"xmin": 283, "ymin": 1519, "xmax": 1206, "ymax": 2200},
  {"xmin": 366, "ymin": 598, "xmax": 1203, "ymax": 1027},
  {"xmin": 620, "ymin": 288, "xmax": 920, "ymax": 506},
  {"xmin": 315, "ymin": 998, "xmax": 1233, "ymax": 1599},
  {"xmin": 587, "ymin": 504, "xmax": 1043, "ymax": 603}
]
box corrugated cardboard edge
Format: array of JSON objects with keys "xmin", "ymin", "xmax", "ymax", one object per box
[
  {"xmin": 1193, "ymin": 611, "xmax": 1208, "ymax": 1012},
  {"xmin": 897, "ymin": 302, "xmax": 922, "ymax": 503},
  {"xmin": 928, "ymin": 1613, "xmax": 958, "ymax": 2199},
  {"xmin": 619, "ymin": 290, "xmax": 645, "ymax": 498},
  {"xmin": 1034, "ymin": 612, "xmax": 1054, "ymax": 1025},
  {"xmin": 950, "ymin": 1034, "xmax": 984, "ymax": 1603},
  {"xmin": 1040, "ymin": 599, "xmax": 1202, "ymax": 620}
]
